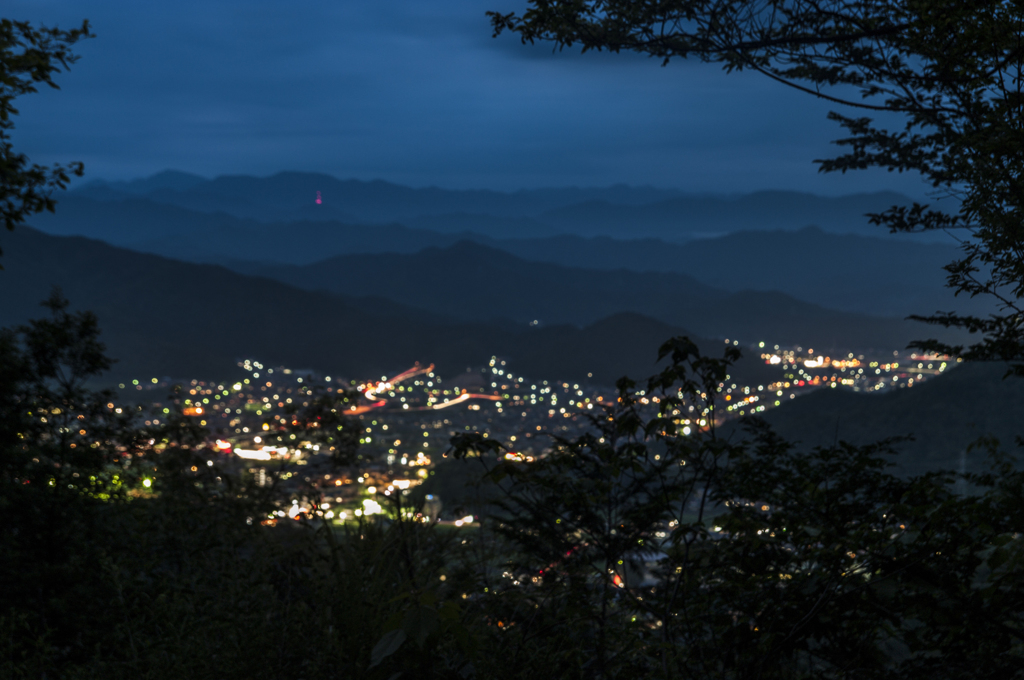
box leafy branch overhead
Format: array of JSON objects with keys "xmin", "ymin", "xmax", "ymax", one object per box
[
  {"xmin": 0, "ymin": 19, "xmax": 93, "ymax": 261},
  {"xmin": 490, "ymin": 0, "xmax": 1024, "ymax": 373}
]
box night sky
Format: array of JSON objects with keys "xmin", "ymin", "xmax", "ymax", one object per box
[{"xmin": 11, "ymin": 0, "xmax": 928, "ymax": 196}]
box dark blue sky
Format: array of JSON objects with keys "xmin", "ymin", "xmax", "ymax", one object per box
[{"xmin": 11, "ymin": 0, "xmax": 929, "ymax": 196}]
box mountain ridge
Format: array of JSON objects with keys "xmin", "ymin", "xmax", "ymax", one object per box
[
  {"xmin": 71, "ymin": 171, "xmax": 930, "ymax": 241},
  {"xmin": 28, "ymin": 194, "xmax": 974, "ymax": 318},
  {"xmin": 225, "ymin": 238, "xmax": 961, "ymax": 352},
  {"xmin": 0, "ymin": 228, "xmax": 782, "ymax": 387}
]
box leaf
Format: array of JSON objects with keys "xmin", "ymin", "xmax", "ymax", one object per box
[
  {"xmin": 486, "ymin": 466, "xmax": 508, "ymax": 484},
  {"xmin": 987, "ymin": 547, "xmax": 1009, "ymax": 571},
  {"xmin": 438, "ymin": 600, "xmax": 461, "ymax": 622},
  {"xmin": 368, "ymin": 629, "xmax": 407, "ymax": 669},
  {"xmin": 403, "ymin": 605, "xmax": 440, "ymax": 648}
]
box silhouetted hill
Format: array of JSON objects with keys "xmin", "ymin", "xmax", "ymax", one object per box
[
  {"xmin": 0, "ymin": 229, "xmax": 780, "ymax": 387},
  {"xmin": 726, "ymin": 362, "xmax": 1024, "ymax": 476},
  {"xmin": 235, "ymin": 240, "xmax": 957, "ymax": 352}
]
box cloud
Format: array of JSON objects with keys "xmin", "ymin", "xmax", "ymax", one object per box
[{"xmin": 7, "ymin": 0, "xmax": 929, "ymax": 196}]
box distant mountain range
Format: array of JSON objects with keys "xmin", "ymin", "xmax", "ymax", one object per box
[
  {"xmin": 0, "ymin": 228, "xmax": 784, "ymax": 387},
  {"xmin": 69, "ymin": 170, "xmax": 938, "ymax": 241},
  {"xmin": 228, "ymin": 240, "xmax": 955, "ymax": 352},
  {"xmin": 72, "ymin": 170, "xmax": 688, "ymax": 229},
  {"xmin": 28, "ymin": 195, "xmax": 450, "ymax": 264},
  {"xmin": 29, "ymin": 177, "xmax": 974, "ymax": 319}
]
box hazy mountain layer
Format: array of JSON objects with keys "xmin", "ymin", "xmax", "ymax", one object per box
[
  {"xmin": 486, "ymin": 227, "xmax": 973, "ymax": 318},
  {"xmin": 30, "ymin": 195, "xmax": 971, "ymax": 319},
  {"xmin": 72, "ymin": 171, "xmax": 934, "ymax": 242},
  {"xmin": 74, "ymin": 171, "xmax": 687, "ymax": 225},
  {"xmin": 535, "ymin": 190, "xmax": 921, "ymax": 240},
  {"xmin": 29, "ymin": 196, "xmax": 468, "ymax": 264}
]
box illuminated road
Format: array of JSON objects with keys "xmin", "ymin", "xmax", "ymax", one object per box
[
  {"xmin": 361, "ymin": 363, "xmax": 435, "ymax": 400},
  {"xmin": 351, "ymin": 363, "xmax": 504, "ymax": 414},
  {"xmin": 417, "ymin": 391, "xmax": 502, "ymax": 411},
  {"xmin": 347, "ymin": 399, "xmax": 387, "ymax": 415}
]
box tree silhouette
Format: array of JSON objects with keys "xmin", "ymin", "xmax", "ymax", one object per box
[{"xmin": 1, "ymin": 18, "xmax": 93, "ymax": 264}]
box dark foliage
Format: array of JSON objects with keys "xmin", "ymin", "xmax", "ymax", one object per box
[
  {"xmin": 447, "ymin": 336, "xmax": 1024, "ymax": 679},
  {"xmin": 0, "ymin": 18, "xmax": 92, "ymax": 262}
]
